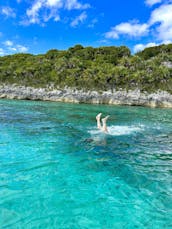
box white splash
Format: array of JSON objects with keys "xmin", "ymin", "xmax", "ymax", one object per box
[{"xmin": 89, "ymin": 125, "xmax": 144, "ymax": 136}]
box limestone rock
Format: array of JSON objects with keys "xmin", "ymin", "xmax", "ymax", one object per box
[{"xmin": 0, "ymin": 84, "xmax": 171, "ymax": 108}]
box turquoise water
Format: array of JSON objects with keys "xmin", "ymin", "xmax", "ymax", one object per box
[{"xmin": 0, "ymin": 99, "xmax": 172, "ymax": 229}]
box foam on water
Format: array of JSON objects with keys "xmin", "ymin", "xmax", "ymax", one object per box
[{"xmin": 89, "ymin": 124, "xmax": 144, "ymax": 136}]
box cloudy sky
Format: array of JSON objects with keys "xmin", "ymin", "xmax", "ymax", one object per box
[{"xmin": 0, "ymin": 0, "xmax": 172, "ymax": 55}]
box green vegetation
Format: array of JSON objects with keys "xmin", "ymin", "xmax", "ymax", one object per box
[{"xmin": 0, "ymin": 44, "xmax": 172, "ymax": 92}]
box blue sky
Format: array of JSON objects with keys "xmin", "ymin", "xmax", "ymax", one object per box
[{"xmin": 0, "ymin": 0, "xmax": 172, "ymax": 55}]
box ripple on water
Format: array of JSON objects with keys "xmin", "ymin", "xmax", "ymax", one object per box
[{"xmin": 0, "ymin": 100, "xmax": 172, "ymax": 228}]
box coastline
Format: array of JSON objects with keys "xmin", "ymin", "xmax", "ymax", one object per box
[{"xmin": 0, "ymin": 84, "xmax": 172, "ymax": 108}]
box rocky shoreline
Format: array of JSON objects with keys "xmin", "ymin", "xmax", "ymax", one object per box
[{"xmin": 0, "ymin": 85, "xmax": 172, "ymax": 108}]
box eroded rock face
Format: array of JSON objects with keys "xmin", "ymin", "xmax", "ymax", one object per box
[{"xmin": 0, "ymin": 85, "xmax": 172, "ymax": 108}]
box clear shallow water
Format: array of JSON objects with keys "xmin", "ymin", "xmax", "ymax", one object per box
[{"xmin": 0, "ymin": 99, "xmax": 172, "ymax": 229}]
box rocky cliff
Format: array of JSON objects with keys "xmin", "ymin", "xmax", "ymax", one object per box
[{"xmin": 0, "ymin": 85, "xmax": 172, "ymax": 108}]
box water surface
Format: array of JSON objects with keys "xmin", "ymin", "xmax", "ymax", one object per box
[{"xmin": 0, "ymin": 99, "xmax": 172, "ymax": 228}]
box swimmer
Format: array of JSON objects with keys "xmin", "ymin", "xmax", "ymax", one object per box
[{"xmin": 96, "ymin": 113, "xmax": 110, "ymax": 133}]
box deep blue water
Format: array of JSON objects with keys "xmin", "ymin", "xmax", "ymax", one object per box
[{"xmin": 0, "ymin": 99, "xmax": 172, "ymax": 229}]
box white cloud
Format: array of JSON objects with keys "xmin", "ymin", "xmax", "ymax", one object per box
[
  {"xmin": 105, "ymin": 22, "xmax": 149, "ymax": 39},
  {"xmin": 1, "ymin": 6, "xmax": 16, "ymax": 18},
  {"xmin": 3, "ymin": 40, "xmax": 13, "ymax": 46},
  {"xmin": 0, "ymin": 48, "xmax": 5, "ymax": 56},
  {"xmin": 65, "ymin": 0, "xmax": 90, "ymax": 10},
  {"xmin": 54, "ymin": 15, "xmax": 60, "ymax": 21},
  {"xmin": 16, "ymin": 45, "xmax": 28, "ymax": 52},
  {"xmin": 24, "ymin": 0, "xmax": 90, "ymax": 25},
  {"xmin": 133, "ymin": 40, "xmax": 172, "ymax": 53},
  {"xmin": 88, "ymin": 18, "xmax": 98, "ymax": 28},
  {"xmin": 70, "ymin": 11, "xmax": 87, "ymax": 27},
  {"xmin": 105, "ymin": 2, "xmax": 172, "ymax": 47},
  {"xmin": 149, "ymin": 3, "xmax": 172, "ymax": 41},
  {"xmin": 133, "ymin": 42, "xmax": 159, "ymax": 53},
  {"xmin": 46, "ymin": 0, "xmax": 63, "ymax": 7},
  {"xmin": 2, "ymin": 40, "xmax": 28, "ymax": 54},
  {"xmin": 26, "ymin": 1, "xmax": 43, "ymax": 24},
  {"xmin": 145, "ymin": 0, "xmax": 162, "ymax": 6},
  {"xmin": 162, "ymin": 40, "xmax": 172, "ymax": 44},
  {"xmin": 8, "ymin": 47, "xmax": 17, "ymax": 52},
  {"xmin": 42, "ymin": 7, "xmax": 60, "ymax": 23}
]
